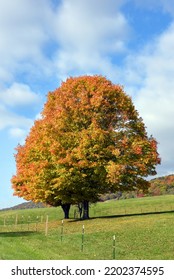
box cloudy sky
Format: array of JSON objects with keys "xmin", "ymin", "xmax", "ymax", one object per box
[{"xmin": 0, "ymin": 0, "xmax": 174, "ymax": 209}]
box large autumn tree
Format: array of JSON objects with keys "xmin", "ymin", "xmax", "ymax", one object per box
[{"xmin": 11, "ymin": 75, "xmax": 160, "ymax": 219}]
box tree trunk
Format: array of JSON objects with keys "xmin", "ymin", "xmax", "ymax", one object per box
[
  {"xmin": 61, "ymin": 203, "xmax": 71, "ymax": 219},
  {"xmin": 77, "ymin": 202, "xmax": 83, "ymax": 219},
  {"xmin": 82, "ymin": 200, "xmax": 89, "ymax": 219}
]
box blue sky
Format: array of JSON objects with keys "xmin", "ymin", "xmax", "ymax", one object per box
[{"xmin": 1, "ymin": 0, "xmax": 174, "ymax": 209}]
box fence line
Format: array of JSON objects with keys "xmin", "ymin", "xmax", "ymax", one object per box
[
  {"xmin": 0, "ymin": 204, "xmax": 173, "ymax": 234},
  {"xmin": 0, "ymin": 205, "xmax": 174, "ymax": 260}
]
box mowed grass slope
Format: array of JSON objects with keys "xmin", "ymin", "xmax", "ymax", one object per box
[{"xmin": 0, "ymin": 195, "xmax": 174, "ymax": 260}]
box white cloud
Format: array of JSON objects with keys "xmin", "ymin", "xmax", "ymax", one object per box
[
  {"xmin": 0, "ymin": 0, "xmax": 55, "ymax": 84},
  {"xmin": 0, "ymin": 0, "xmax": 130, "ymax": 83},
  {"xmin": 8, "ymin": 128, "xmax": 27, "ymax": 139},
  {"xmin": 124, "ymin": 22, "xmax": 174, "ymax": 175},
  {"xmin": 55, "ymin": 0, "xmax": 128, "ymax": 52},
  {"xmin": 0, "ymin": 83, "xmax": 40, "ymax": 107},
  {"xmin": 0, "ymin": 104, "xmax": 32, "ymax": 130},
  {"xmin": 0, "ymin": 0, "xmax": 55, "ymax": 135},
  {"xmin": 53, "ymin": 0, "xmax": 130, "ymax": 78}
]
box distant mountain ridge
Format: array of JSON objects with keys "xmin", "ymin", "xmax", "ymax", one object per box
[
  {"xmin": 149, "ymin": 174, "xmax": 174, "ymax": 196},
  {"xmin": 0, "ymin": 201, "xmax": 46, "ymax": 211},
  {"xmin": 1, "ymin": 174, "xmax": 174, "ymax": 211}
]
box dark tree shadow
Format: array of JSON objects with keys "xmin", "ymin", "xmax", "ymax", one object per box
[
  {"xmin": 0, "ymin": 231, "xmax": 40, "ymax": 237},
  {"xmin": 69, "ymin": 209, "xmax": 174, "ymax": 222},
  {"xmin": 95, "ymin": 209, "xmax": 174, "ymax": 219}
]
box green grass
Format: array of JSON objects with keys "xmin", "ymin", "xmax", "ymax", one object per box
[{"xmin": 0, "ymin": 195, "xmax": 174, "ymax": 260}]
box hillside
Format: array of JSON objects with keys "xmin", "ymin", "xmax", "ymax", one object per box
[
  {"xmin": 100, "ymin": 174, "xmax": 174, "ymax": 200},
  {"xmin": 149, "ymin": 174, "xmax": 174, "ymax": 196},
  {"xmin": 0, "ymin": 195, "xmax": 174, "ymax": 260},
  {"xmin": 0, "ymin": 201, "xmax": 46, "ymax": 212}
]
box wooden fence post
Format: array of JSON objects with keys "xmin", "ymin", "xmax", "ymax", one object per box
[
  {"xmin": 28, "ymin": 216, "xmax": 30, "ymax": 231},
  {"xmin": 61, "ymin": 220, "xmax": 64, "ymax": 242},
  {"xmin": 113, "ymin": 235, "xmax": 116, "ymax": 259},
  {"xmin": 45, "ymin": 215, "xmax": 49, "ymax": 236},
  {"xmin": 36, "ymin": 216, "xmax": 39, "ymax": 232}
]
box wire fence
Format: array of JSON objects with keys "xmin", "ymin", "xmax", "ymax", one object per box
[{"xmin": 0, "ymin": 202, "xmax": 173, "ymax": 233}]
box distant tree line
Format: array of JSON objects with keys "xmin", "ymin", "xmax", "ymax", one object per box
[{"xmin": 99, "ymin": 174, "xmax": 174, "ymax": 201}]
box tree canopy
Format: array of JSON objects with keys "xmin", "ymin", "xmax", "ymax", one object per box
[{"xmin": 11, "ymin": 75, "xmax": 160, "ymax": 218}]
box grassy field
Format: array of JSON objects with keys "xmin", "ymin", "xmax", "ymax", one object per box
[{"xmin": 0, "ymin": 195, "xmax": 174, "ymax": 260}]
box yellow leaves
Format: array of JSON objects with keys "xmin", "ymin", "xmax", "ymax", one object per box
[
  {"xmin": 106, "ymin": 161, "xmax": 124, "ymax": 184},
  {"xmin": 131, "ymin": 141, "xmax": 143, "ymax": 155},
  {"xmin": 112, "ymin": 148, "xmax": 120, "ymax": 157},
  {"xmin": 12, "ymin": 75, "xmax": 160, "ymax": 206}
]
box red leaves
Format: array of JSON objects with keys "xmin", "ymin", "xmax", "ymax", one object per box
[{"xmin": 11, "ymin": 75, "xmax": 161, "ymax": 205}]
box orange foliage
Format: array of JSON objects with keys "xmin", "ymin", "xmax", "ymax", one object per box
[
  {"xmin": 11, "ymin": 75, "xmax": 161, "ymax": 206},
  {"xmin": 149, "ymin": 174, "xmax": 174, "ymax": 195}
]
